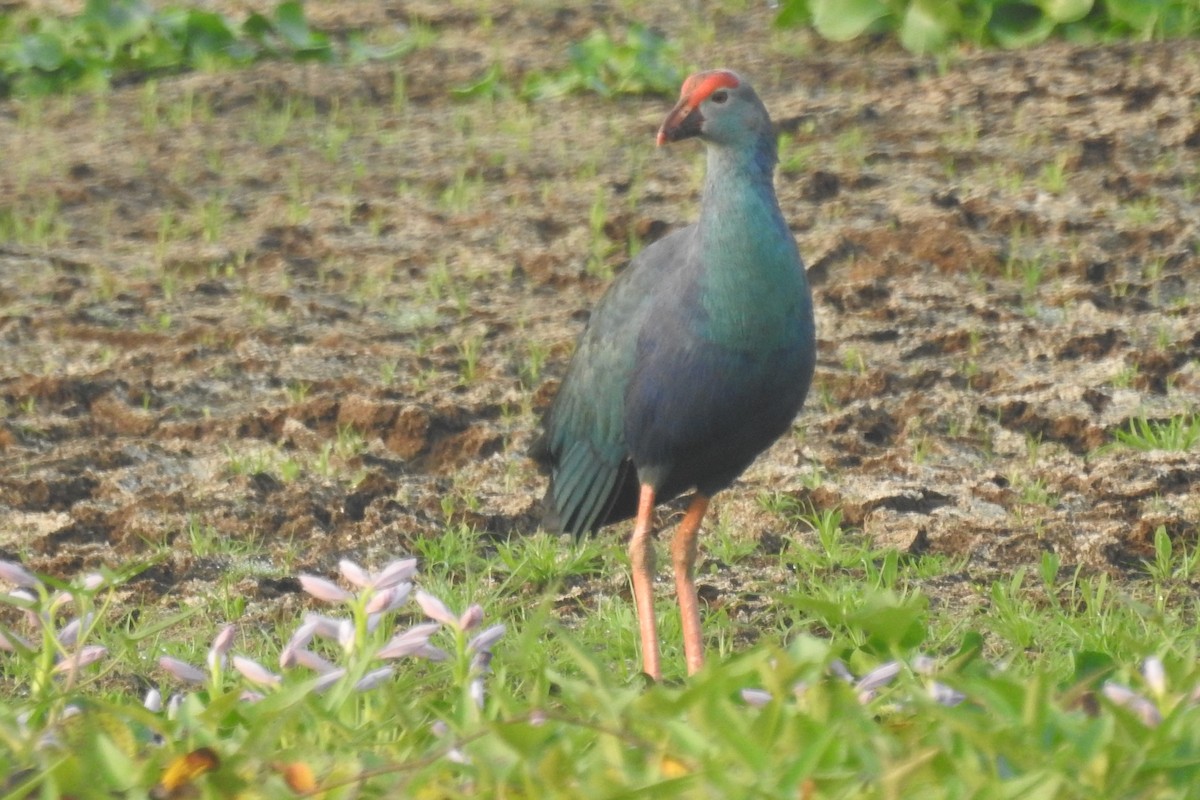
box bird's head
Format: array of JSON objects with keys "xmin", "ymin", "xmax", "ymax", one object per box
[{"xmin": 656, "ymin": 69, "xmax": 770, "ymax": 148}]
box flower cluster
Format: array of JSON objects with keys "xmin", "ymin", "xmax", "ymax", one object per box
[
  {"xmin": 740, "ymin": 654, "xmax": 966, "ymax": 709},
  {"xmin": 0, "ymin": 560, "xmax": 110, "ymax": 682},
  {"xmin": 156, "ymin": 558, "xmax": 504, "ymax": 707},
  {"xmin": 1100, "ymin": 655, "xmax": 1200, "ymax": 727}
]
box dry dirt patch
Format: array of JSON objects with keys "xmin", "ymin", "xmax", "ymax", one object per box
[{"xmin": 0, "ymin": 6, "xmax": 1198, "ymax": 638}]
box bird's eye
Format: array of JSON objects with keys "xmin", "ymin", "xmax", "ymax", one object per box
[{"xmin": 710, "ymin": 90, "xmax": 729, "ymax": 104}]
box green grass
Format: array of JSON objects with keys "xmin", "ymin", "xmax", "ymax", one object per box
[
  {"xmin": 1112, "ymin": 414, "xmax": 1200, "ymax": 452},
  {"xmin": 2, "ymin": 531, "xmax": 1200, "ymax": 797}
]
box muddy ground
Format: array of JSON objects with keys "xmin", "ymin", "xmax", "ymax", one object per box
[{"xmin": 1, "ymin": 4, "xmax": 1198, "ymax": 657}]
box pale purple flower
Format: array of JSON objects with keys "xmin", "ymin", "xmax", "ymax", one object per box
[
  {"xmin": 338, "ymin": 559, "xmax": 372, "ymax": 589},
  {"xmin": 415, "ymin": 591, "xmax": 458, "ymax": 626},
  {"xmin": 287, "ymin": 620, "xmax": 319, "ymax": 650},
  {"xmin": 856, "ymin": 661, "xmax": 901, "ymax": 703},
  {"xmin": 144, "ymin": 689, "xmax": 163, "ymax": 713},
  {"xmin": 53, "ymin": 645, "xmax": 107, "ymax": 674},
  {"xmin": 239, "ymin": 689, "xmax": 266, "ymax": 703},
  {"xmin": 291, "ymin": 648, "xmax": 338, "ymax": 675},
  {"xmin": 1102, "ymin": 681, "xmax": 1162, "ymax": 726},
  {"xmin": 0, "ymin": 629, "xmax": 31, "ymax": 652},
  {"xmin": 354, "ymin": 666, "xmax": 395, "ymax": 692},
  {"xmin": 364, "ymin": 583, "xmax": 412, "ymax": 615},
  {"xmin": 458, "ymin": 604, "xmax": 484, "ymax": 632},
  {"xmin": 0, "ymin": 560, "xmax": 40, "ymax": 589},
  {"xmin": 1142, "ymin": 656, "xmax": 1166, "ymax": 697},
  {"xmin": 911, "ymin": 654, "xmax": 938, "ymax": 675},
  {"xmin": 57, "ymin": 614, "xmax": 93, "ymax": 647},
  {"xmin": 167, "ymin": 693, "xmax": 184, "ymax": 719},
  {"xmin": 47, "ymin": 591, "xmax": 72, "ymax": 614},
  {"xmin": 337, "ymin": 619, "xmax": 356, "ymax": 652},
  {"xmin": 741, "ymin": 688, "xmax": 774, "ymax": 707},
  {"xmin": 417, "ymin": 643, "xmax": 450, "ymax": 662},
  {"xmin": 371, "ymin": 558, "xmax": 417, "ymax": 590},
  {"xmin": 159, "ymin": 656, "xmax": 207, "ymax": 685},
  {"xmin": 81, "ymin": 573, "xmax": 107, "ymax": 591},
  {"xmin": 929, "ymin": 681, "xmax": 966, "ymax": 706},
  {"xmin": 468, "ymin": 624, "xmax": 505, "ymax": 655},
  {"xmin": 232, "ymin": 655, "xmax": 281, "ymax": 688},
  {"xmin": 829, "ymin": 659, "xmax": 854, "ymax": 683},
  {"xmin": 9, "ymin": 590, "xmax": 40, "ymax": 628},
  {"xmin": 299, "ymin": 574, "xmax": 353, "ymax": 604},
  {"xmin": 210, "ymin": 624, "xmax": 236, "ymax": 657},
  {"xmin": 311, "ymin": 668, "xmax": 347, "ymax": 694},
  {"xmin": 303, "ymin": 614, "xmax": 345, "ymax": 641},
  {"xmin": 377, "ymin": 623, "xmax": 440, "ymax": 660}
]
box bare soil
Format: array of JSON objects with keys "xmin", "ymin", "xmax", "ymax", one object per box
[{"xmin": 1, "ymin": 4, "xmax": 1198, "ymax": 651}]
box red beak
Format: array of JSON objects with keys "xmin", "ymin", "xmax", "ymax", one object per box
[{"xmin": 656, "ymin": 97, "xmax": 704, "ymax": 146}]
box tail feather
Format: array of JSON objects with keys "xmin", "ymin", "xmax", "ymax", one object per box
[
  {"xmin": 552, "ymin": 443, "xmax": 615, "ymax": 537},
  {"xmin": 540, "ymin": 442, "xmax": 641, "ymax": 537}
]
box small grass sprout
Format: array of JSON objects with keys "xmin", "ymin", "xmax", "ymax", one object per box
[{"xmin": 1112, "ymin": 413, "xmax": 1200, "ymax": 451}]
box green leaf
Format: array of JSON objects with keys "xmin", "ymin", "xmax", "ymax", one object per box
[
  {"xmin": 181, "ymin": 11, "xmax": 239, "ymax": 64},
  {"xmin": 1036, "ymin": 0, "xmax": 1094, "ymax": 23},
  {"xmin": 811, "ymin": 0, "xmax": 890, "ymax": 41},
  {"xmin": 988, "ymin": 2, "xmax": 1058, "ymax": 47},
  {"xmin": 82, "ymin": 0, "xmax": 153, "ymax": 48},
  {"xmin": 242, "ymin": 11, "xmax": 274, "ymax": 42},
  {"xmin": 17, "ymin": 32, "xmax": 66, "ymax": 71},
  {"xmin": 773, "ymin": 0, "xmax": 813, "ymax": 29},
  {"xmin": 91, "ymin": 730, "xmax": 138, "ymax": 790},
  {"xmin": 451, "ymin": 63, "xmax": 504, "ymax": 101},
  {"xmin": 1102, "ymin": 0, "xmax": 1159, "ymax": 32},
  {"xmin": 900, "ymin": 0, "xmax": 962, "ymax": 54},
  {"xmin": 1072, "ymin": 650, "xmax": 1116, "ymax": 685},
  {"xmin": 274, "ymin": 1, "xmax": 331, "ymax": 59}
]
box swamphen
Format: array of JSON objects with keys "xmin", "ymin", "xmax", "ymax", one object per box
[{"xmin": 532, "ymin": 69, "xmax": 815, "ymax": 679}]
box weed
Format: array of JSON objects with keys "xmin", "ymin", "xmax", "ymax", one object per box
[
  {"xmin": 777, "ymin": 131, "xmax": 815, "ymax": 176},
  {"xmin": 521, "ymin": 25, "xmax": 680, "ymax": 100},
  {"xmin": 1037, "ymin": 153, "xmax": 1069, "ymax": 194},
  {"xmin": 1121, "ymin": 196, "xmax": 1161, "ymax": 226},
  {"xmin": 1112, "ymin": 414, "xmax": 1200, "ymax": 451},
  {"xmin": 586, "ymin": 186, "xmax": 614, "ymax": 279},
  {"xmin": 458, "ymin": 335, "xmax": 484, "ymax": 384}
]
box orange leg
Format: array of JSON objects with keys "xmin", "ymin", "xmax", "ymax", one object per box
[
  {"xmin": 628, "ymin": 484, "xmax": 661, "ymax": 680},
  {"xmin": 672, "ymin": 494, "xmax": 710, "ymax": 676}
]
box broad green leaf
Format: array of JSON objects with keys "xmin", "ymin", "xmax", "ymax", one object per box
[
  {"xmin": 19, "ymin": 32, "xmax": 66, "ymax": 71},
  {"xmin": 274, "ymin": 0, "xmax": 331, "ymax": 59},
  {"xmin": 1036, "ymin": 0, "xmax": 1094, "ymax": 23},
  {"xmin": 82, "ymin": 0, "xmax": 153, "ymax": 49},
  {"xmin": 1102, "ymin": 0, "xmax": 1159, "ymax": 32},
  {"xmin": 182, "ymin": 11, "xmax": 238, "ymax": 63},
  {"xmin": 900, "ymin": 0, "xmax": 962, "ymax": 54},
  {"xmin": 91, "ymin": 731, "xmax": 138, "ymax": 791},
  {"xmin": 773, "ymin": 0, "xmax": 813, "ymax": 29},
  {"xmin": 988, "ymin": 2, "xmax": 1058, "ymax": 47},
  {"xmin": 1072, "ymin": 650, "xmax": 1116, "ymax": 685},
  {"xmin": 811, "ymin": 0, "xmax": 890, "ymax": 41}
]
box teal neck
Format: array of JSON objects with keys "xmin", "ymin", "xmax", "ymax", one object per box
[{"xmin": 695, "ymin": 136, "xmax": 811, "ymax": 350}]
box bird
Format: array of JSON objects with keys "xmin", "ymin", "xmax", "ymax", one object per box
[{"xmin": 531, "ymin": 69, "xmax": 815, "ymax": 680}]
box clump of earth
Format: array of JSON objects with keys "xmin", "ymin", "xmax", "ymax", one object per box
[{"xmin": 0, "ymin": 4, "xmax": 1197, "ymax": 654}]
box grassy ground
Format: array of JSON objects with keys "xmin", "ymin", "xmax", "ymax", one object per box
[{"xmin": 1, "ymin": 1, "xmax": 1199, "ymax": 796}]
